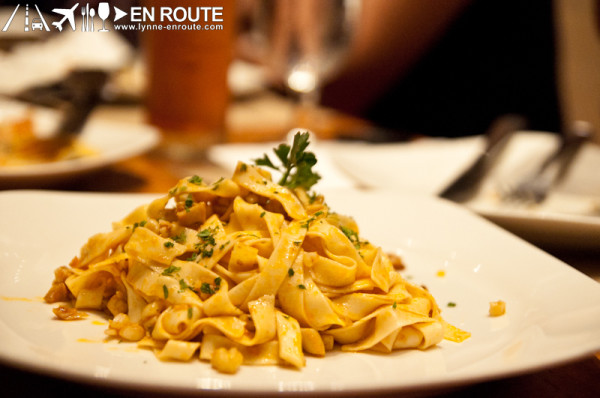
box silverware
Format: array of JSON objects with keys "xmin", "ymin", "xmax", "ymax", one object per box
[
  {"xmin": 439, "ymin": 114, "xmax": 527, "ymax": 202},
  {"xmin": 81, "ymin": 7, "xmax": 85, "ymax": 32},
  {"xmin": 500, "ymin": 121, "xmax": 593, "ymax": 204},
  {"xmin": 89, "ymin": 8, "xmax": 95, "ymax": 32},
  {"xmin": 12, "ymin": 69, "xmax": 108, "ymax": 158}
]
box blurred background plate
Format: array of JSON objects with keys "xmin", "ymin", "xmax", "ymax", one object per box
[
  {"xmin": 0, "ymin": 112, "xmax": 160, "ymax": 188},
  {"xmin": 328, "ymin": 132, "xmax": 600, "ymax": 249}
]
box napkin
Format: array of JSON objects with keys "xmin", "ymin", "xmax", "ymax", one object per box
[{"xmin": 327, "ymin": 136, "xmax": 484, "ymax": 194}]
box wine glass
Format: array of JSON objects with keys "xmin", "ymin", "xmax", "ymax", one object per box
[
  {"xmin": 239, "ymin": 0, "xmax": 361, "ymax": 132},
  {"xmin": 97, "ymin": 2, "xmax": 110, "ymax": 32}
]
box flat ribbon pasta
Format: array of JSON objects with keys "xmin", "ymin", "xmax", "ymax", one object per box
[{"xmin": 45, "ymin": 163, "xmax": 469, "ymax": 373}]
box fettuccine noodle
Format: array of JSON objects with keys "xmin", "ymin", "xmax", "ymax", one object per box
[{"xmin": 45, "ymin": 161, "xmax": 469, "ymax": 373}]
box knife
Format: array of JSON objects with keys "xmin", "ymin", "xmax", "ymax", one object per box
[{"xmin": 438, "ymin": 114, "xmax": 527, "ymax": 202}]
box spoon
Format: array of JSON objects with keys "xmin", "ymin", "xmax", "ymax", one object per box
[{"xmin": 89, "ymin": 9, "xmax": 95, "ymax": 32}]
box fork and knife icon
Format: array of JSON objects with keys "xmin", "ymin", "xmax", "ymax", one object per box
[{"xmin": 81, "ymin": 2, "xmax": 110, "ymax": 32}]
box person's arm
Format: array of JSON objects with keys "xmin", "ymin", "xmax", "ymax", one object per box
[{"xmin": 322, "ymin": 0, "xmax": 471, "ymax": 115}]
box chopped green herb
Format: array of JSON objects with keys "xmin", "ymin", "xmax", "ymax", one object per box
[
  {"xmin": 162, "ymin": 265, "xmax": 181, "ymax": 276},
  {"xmin": 184, "ymin": 194, "xmax": 194, "ymax": 212},
  {"xmin": 214, "ymin": 277, "xmax": 222, "ymax": 287},
  {"xmin": 179, "ymin": 279, "xmax": 194, "ymax": 293},
  {"xmin": 240, "ymin": 163, "xmax": 247, "ymax": 172},
  {"xmin": 341, "ymin": 226, "xmax": 361, "ymax": 249},
  {"xmin": 212, "ymin": 177, "xmax": 224, "ymax": 191},
  {"xmin": 200, "ymin": 282, "xmax": 215, "ymax": 295},
  {"xmin": 197, "ymin": 227, "xmax": 217, "ymax": 244},
  {"xmin": 162, "ymin": 285, "xmax": 169, "ymax": 299},
  {"xmin": 188, "ymin": 175, "xmax": 203, "ymax": 185},
  {"xmin": 172, "ymin": 230, "xmax": 187, "ymax": 244},
  {"xmin": 393, "ymin": 301, "xmax": 397, "ymax": 309},
  {"xmin": 297, "ymin": 284, "xmax": 306, "ymax": 290},
  {"xmin": 447, "ymin": 302, "xmax": 457, "ymax": 307},
  {"xmin": 187, "ymin": 307, "xmax": 193, "ymax": 319},
  {"xmin": 260, "ymin": 211, "xmax": 266, "ymax": 218},
  {"xmin": 288, "ymin": 268, "xmax": 295, "ymax": 277},
  {"xmin": 253, "ymin": 132, "xmax": 321, "ymax": 190},
  {"xmin": 164, "ymin": 241, "xmax": 174, "ymax": 248},
  {"xmin": 301, "ymin": 210, "xmax": 325, "ymax": 229},
  {"xmin": 196, "ymin": 226, "xmax": 218, "ymax": 258},
  {"xmin": 133, "ymin": 220, "xmax": 147, "ymax": 230}
]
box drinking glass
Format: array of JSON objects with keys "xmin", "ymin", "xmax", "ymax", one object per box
[
  {"xmin": 239, "ymin": 0, "xmax": 361, "ymax": 131},
  {"xmin": 97, "ymin": 2, "xmax": 110, "ymax": 32}
]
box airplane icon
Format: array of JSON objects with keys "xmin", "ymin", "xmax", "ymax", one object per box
[{"xmin": 52, "ymin": 3, "xmax": 79, "ymax": 31}]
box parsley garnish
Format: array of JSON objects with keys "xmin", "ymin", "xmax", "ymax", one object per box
[
  {"xmin": 197, "ymin": 227, "xmax": 217, "ymax": 243},
  {"xmin": 301, "ymin": 212, "xmax": 324, "ymax": 229},
  {"xmin": 184, "ymin": 194, "xmax": 194, "ymax": 212},
  {"xmin": 172, "ymin": 230, "xmax": 187, "ymax": 244},
  {"xmin": 254, "ymin": 132, "xmax": 321, "ymax": 190},
  {"xmin": 288, "ymin": 268, "xmax": 295, "ymax": 277},
  {"xmin": 162, "ymin": 285, "xmax": 169, "ymax": 299},
  {"xmin": 297, "ymin": 284, "xmax": 306, "ymax": 290},
  {"xmin": 212, "ymin": 177, "xmax": 224, "ymax": 191},
  {"xmin": 179, "ymin": 279, "xmax": 194, "ymax": 293},
  {"xmin": 133, "ymin": 220, "xmax": 147, "ymax": 230},
  {"xmin": 188, "ymin": 175, "xmax": 203, "ymax": 185},
  {"xmin": 200, "ymin": 282, "xmax": 215, "ymax": 295},
  {"xmin": 447, "ymin": 302, "xmax": 457, "ymax": 307},
  {"xmin": 164, "ymin": 241, "xmax": 174, "ymax": 248},
  {"xmin": 162, "ymin": 265, "xmax": 181, "ymax": 276},
  {"xmin": 187, "ymin": 307, "xmax": 193, "ymax": 319},
  {"xmin": 195, "ymin": 227, "xmax": 217, "ymax": 258},
  {"xmin": 341, "ymin": 226, "xmax": 361, "ymax": 249},
  {"xmin": 198, "ymin": 278, "xmax": 221, "ymax": 296}
]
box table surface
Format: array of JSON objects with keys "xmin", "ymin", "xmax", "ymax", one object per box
[{"xmin": 1, "ymin": 96, "xmax": 599, "ymax": 397}]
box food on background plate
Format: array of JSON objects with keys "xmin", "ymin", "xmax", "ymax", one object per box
[
  {"xmin": 45, "ymin": 133, "xmax": 469, "ymax": 373},
  {"xmin": 489, "ymin": 300, "xmax": 506, "ymax": 317},
  {"xmin": 0, "ymin": 113, "xmax": 94, "ymax": 166}
]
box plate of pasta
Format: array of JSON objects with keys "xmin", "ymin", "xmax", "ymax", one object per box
[{"xmin": 1, "ymin": 137, "xmax": 599, "ymax": 395}]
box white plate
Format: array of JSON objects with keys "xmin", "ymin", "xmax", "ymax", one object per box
[
  {"xmin": 329, "ymin": 133, "xmax": 600, "ymax": 249},
  {"xmin": 1, "ymin": 190, "xmax": 599, "ymax": 396},
  {"xmin": 0, "ymin": 117, "xmax": 160, "ymax": 189}
]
